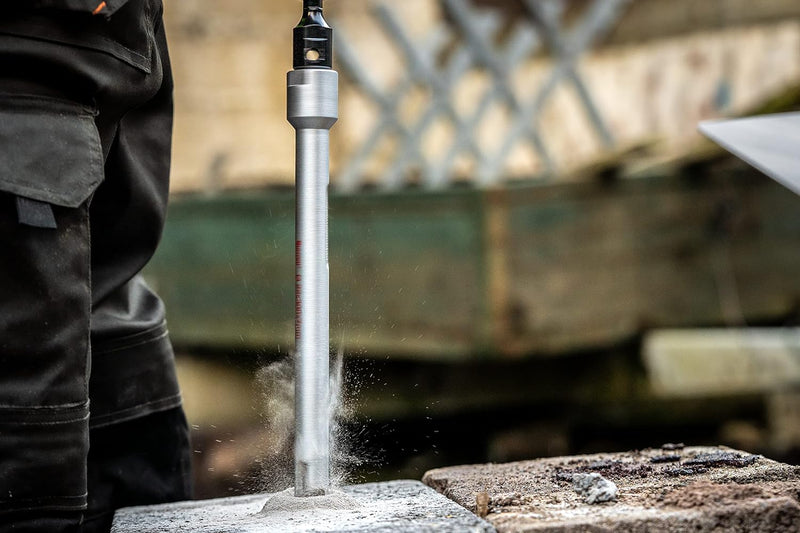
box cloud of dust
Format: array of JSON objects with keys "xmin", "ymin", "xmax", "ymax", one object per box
[
  {"xmin": 253, "ymin": 356, "xmax": 295, "ymax": 492},
  {"xmin": 253, "ymin": 350, "xmax": 366, "ymax": 493}
]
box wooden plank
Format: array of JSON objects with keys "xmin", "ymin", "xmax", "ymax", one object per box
[
  {"xmin": 501, "ymin": 167, "xmax": 800, "ymax": 355},
  {"xmin": 472, "ymin": 0, "xmax": 800, "ymax": 48},
  {"xmin": 146, "ymin": 190, "xmax": 488, "ymax": 358},
  {"xmin": 145, "ymin": 165, "xmax": 800, "ymax": 360},
  {"xmin": 330, "ymin": 192, "xmax": 489, "ymax": 357},
  {"xmin": 605, "ymin": 0, "xmax": 800, "ymax": 46}
]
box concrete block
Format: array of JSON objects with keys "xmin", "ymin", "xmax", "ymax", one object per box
[
  {"xmin": 111, "ymin": 480, "xmax": 496, "ymax": 532},
  {"xmin": 644, "ymin": 328, "xmax": 800, "ymax": 397},
  {"xmin": 423, "ymin": 446, "xmax": 800, "ymax": 532}
]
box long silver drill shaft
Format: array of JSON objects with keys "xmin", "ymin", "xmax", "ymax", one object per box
[{"xmin": 287, "ymin": 0, "xmax": 338, "ymax": 497}]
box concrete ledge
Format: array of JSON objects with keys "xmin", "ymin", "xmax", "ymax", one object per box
[
  {"xmin": 644, "ymin": 328, "xmax": 800, "ymax": 397},
  {"xmin": 423, "ymin": 446, "xmax": 800, "ymax": 532},
  {"xmin": 111, "ymin": 480, "xmax": 496, "ymax": 532}
]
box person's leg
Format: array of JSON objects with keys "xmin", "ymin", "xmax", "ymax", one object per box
[
  {"xmin": 0, "ymin": 2, "xmax": 191, "ymax": 530},
  {"xmin": 86, "ymin": 4, "xmax": 192, "ymax": 527},
  {"xmin": 0, "ymin": 98, "xmax": 95, "ymax": 531},
  {"xmin": 83, "ymin": 408, "xmax": 192, "ymax": 533}
]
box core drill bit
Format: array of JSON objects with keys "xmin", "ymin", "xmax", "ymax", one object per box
[{"xmin": 287, "ymin": 0, "xmax": 338, "ymax": 497}]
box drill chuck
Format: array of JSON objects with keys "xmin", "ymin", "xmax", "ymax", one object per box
[{"xmin": 294, "ymin": 0, "xmax": 333, "ymax": 69}]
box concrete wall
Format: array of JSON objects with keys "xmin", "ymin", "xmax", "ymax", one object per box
[{"xmin": 163, "ymin": 1, "xmax": 800, "ymax": 193}]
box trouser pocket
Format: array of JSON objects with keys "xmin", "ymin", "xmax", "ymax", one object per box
[{"xmin": 0, "ymin": 94, "xmax": 102, "ymax": 513}]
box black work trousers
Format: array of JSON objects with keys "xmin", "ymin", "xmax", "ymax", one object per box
[{"xmin": 0, "ymin": 1, "xmax": 191, "ymax": 531}]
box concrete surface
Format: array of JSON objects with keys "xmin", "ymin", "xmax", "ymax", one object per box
[
  {"xmin": 111, "ymin": 480, "xmax": 496, "ymax": 532},
  {"xmin": 423, "ymin": 446, "xmax": 800, "ymax": 532}
]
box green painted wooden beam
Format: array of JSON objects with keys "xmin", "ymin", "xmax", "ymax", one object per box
[
  {"xmin": 146, "ymin": 167, "xmax": 800, "ymax": 360},
  {"xmin": 147, "ymin": 189, "xmax": 489, "ymax": 359}
]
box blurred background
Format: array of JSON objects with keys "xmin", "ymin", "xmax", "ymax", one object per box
[{"xmin": 149, "ymin": 0, "xmax": 800, "ymax": 498}]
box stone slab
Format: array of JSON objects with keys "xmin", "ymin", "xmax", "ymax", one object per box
[
  {"xmin": 423, "ymin": 446, "xmax": 800, "ymax": 532},
  {"xmin": 644, "ymin": 328, "xmax": 800, "ymax": 397},
  {"xmin": 111, "ymin": 480, "xmax": 496, "ymax": 533}
]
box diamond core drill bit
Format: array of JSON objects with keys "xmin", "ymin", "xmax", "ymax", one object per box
[{"xmin": 287, "ymin": 0, "xmax": 338, "ymax": 497}]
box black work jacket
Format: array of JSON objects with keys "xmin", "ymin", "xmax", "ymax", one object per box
[
  {"xmin": 14, "ymin": 0, "xmax": 130, "ymax": 16},
  {"xmin": 0, "ymin": 0, "xmax": 156, "ymax": 74}
]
